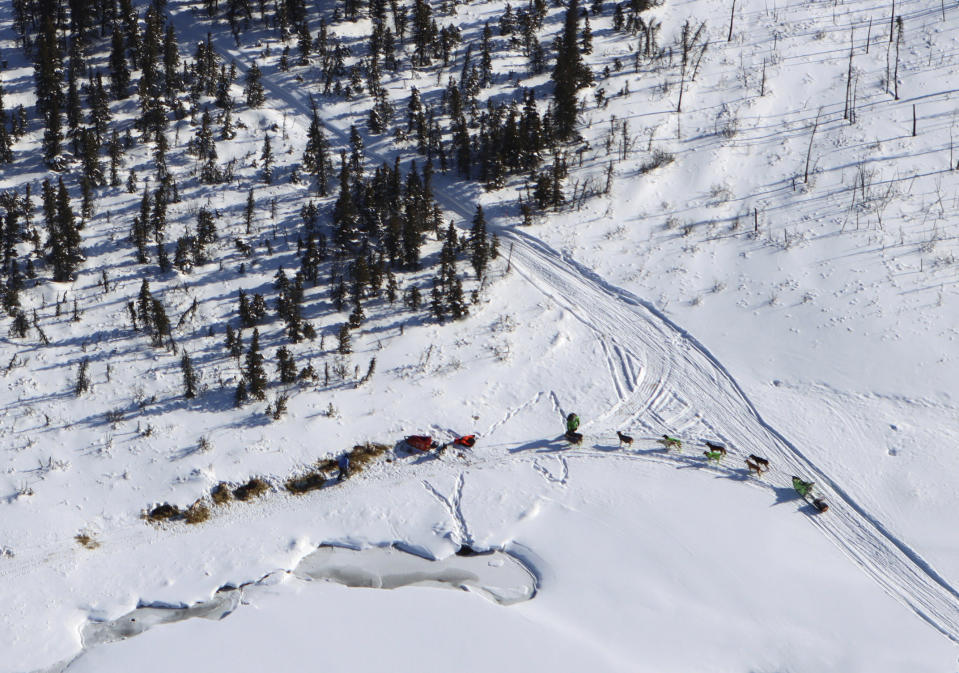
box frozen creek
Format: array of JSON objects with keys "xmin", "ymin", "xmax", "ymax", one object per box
[{"xmin": 43, "ymin": 544, "xmax": 537, "ymax": 672}]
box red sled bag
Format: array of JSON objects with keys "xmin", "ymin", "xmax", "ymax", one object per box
[
  {"xmin": 405, "ymin": 435, "xmax": 437, "ymax": 452},
  {"xmin": 452, "ymin": 435, "xmax": 476, "ymax": 448}
]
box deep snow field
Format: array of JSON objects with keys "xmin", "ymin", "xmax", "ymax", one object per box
[{"xmin": 1, "ymin": 0, "xmax": 959, "ymax": 670}]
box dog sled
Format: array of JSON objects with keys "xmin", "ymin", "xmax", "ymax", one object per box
[
  {"xmin": 404, "ymin": 435, "xmax": 439, "ymax": 452},
  {"xmin": 792, "ymin": 476, "xmax": 829, "ymax": 513},
  {"xmin": 564, "ymin": 431, "xmax": 583, "ymax": 444},
  {"xmin": 403, "ymin": 434, "xmax": 477, "ymax": 453},
  {"xmin": 451, "ymin": 434, "xmax": 476, "ymax": 448}
]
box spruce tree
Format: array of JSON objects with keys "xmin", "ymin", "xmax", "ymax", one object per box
[
  {"xmin": 470, "ymin": 205, "xmax": 489, "ymax": 278},
  {"xmin": 225, "ymin": 324, "xmax": 243, "ymax": 359},
  {"xmin": 581, "ymin": 15, "xmax": 593, "ymax": 55},
  {"xmin": 244, "ymin": 188, "xmax": 255, "ymax": 233},
  {"xmin": 151, "ymin": 297, "xmax": 172, "ymax": 348},
  {"xmin": 88, "ymin": 73, "xmax": 112, "ymax": 143},
  {"xmin": 337, "ymin": 322, "xmax": 351, "ymax": 354},
  {"xmin": 245, "ymin": 328, "xmax": 267, "ymax": 399},
  {"xmin": 480, "ymin": 24, "xmax": 494, "ymax": 87},
  {"xmin": 74, "ymin": 357, "xmax": 91, "ymax": 396},
  {"xmin": 196, "ymin": 207, "xmax": 217, "ymax": 246},
  {"xmin": 220, "ymin": 107, "xmax": 236, "ymax": 139},
  {"xmin": 162, "ymin": 24, "xmax": 181, "ymax": 105},
  {"xmin": 447, "ymin": 272, "xmax": 468, "ymax": 320},
  {"xmin": 50, "ymin": 179, "xmax": 82, "ymax": 282},
  {"xmin": 552, "ymin": 0, "xmax": 593, "ymax": 140},
  {"xmin": 11, "ymin": 309, "xmax": 29, "ymax": 338},
  {"xmin": 79, "ymin": 127, "xmax": 104, "ymax": 187},
  {"xmin": 348, "ymin": 125, "xmax": 364, "ymax": 177},
  {"xmin": 0, "ymin": 78, "xmax": 13, "ymax": 164},
  {"xmin": 332, "ymin": 155, "xmax": 358, "ymax": 247},
  {"xmin": 386, "ymin": 269, "xmax": 398, "ymax": 304},
  {"xmin": 276, "ymin": 346, "xmax": 297, "ymax": 384},
  {"xmin": 137, "ymin": 278, "xmax": 155, "ymax": 332},
  {"xmin": 180, "ymin": 352, "xmax": 198, "ymax": 398},
  {"xmin": 196, "ymin": 108, "xmax": 220, "ymax": 183},
  {"xmin": 235, "ymin": 378, "xmax": 248, "ymax": 406},
  {"xmin": 137, "ymin": 6, "xmax": 166, "ymax": 136},
  {"xmin": 109, "ymin": 29, "xmax": 131, "ymax": 100},
  {"xmin": 260, "ymin": 132, "xmax": 273, "ymax": 184},
  {"xmin": 41, "ymin": 96, "xmax": 64, "ymax": 166},
  {"xmin": 430, "ymin": 278, "xmax": 446, "ymax": 322},
  {"xmin": 244, "ymin": 63, "xmax": 266, "ymax": 107},
  {"xmin": 108, "ymin": 130, "xmax": 124, "ymax": 187},
  {"xmin": 300, "ymin": 234, "xmax": 321, "ymax": 285},
  {"xmin": 302, "ymin": 102, "xmax": 332, "ymax": 195}
]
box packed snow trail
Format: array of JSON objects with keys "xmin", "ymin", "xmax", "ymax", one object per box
[{"xmin": 169, "ymin": 2, "xmax": 959, "ymax": 644}]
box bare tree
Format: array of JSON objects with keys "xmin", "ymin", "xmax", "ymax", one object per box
[
  {"xmin": 893, "ymin": 16, "xmax": 903, "ymax": 100},
  {"xmin": 727, "ymin": 0, "xmax": 735, "ymax": 42},
  {"xmin": 676, "ymin": 20, "xmax": 707, "ymax": 113},
  {"xmin": 844, "ymin": 28, "xmax": 855, "ymax": 121},
  {"xmin": 804, "ymin": 107, "xmax": 822, "ymax": 184}
]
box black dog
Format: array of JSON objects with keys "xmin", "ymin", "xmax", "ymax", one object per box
[
  {"xmin": 705, "ymin": 441, "xmax": 727, "ymax": 457},
  {"xmin": 747, "ymin": 454, "xmax": 770, "ymax": 471},
  {"xmin": 616, "ymin": 430, "xmax": 633, "ymax": 447}
]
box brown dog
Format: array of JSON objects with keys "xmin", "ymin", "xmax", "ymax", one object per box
[
  {"xmin": 616, "ymin": 430, "xmax": 634, "ymax": 447},
  {"xmin": 747, "ymin": 454, "xmax": 770, "ymax": 471},
  {"xmin": 745, "ymin": 458, "xmax": 764, "ymax": 476}
]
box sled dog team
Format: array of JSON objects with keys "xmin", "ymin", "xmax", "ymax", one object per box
[
  {"xmin": 404, "ymin": 415, "xmax": 827, "ymax": 513},
  {"xmin": 566, "ymin": 413, "xmax": 826, "ymax": 513}
]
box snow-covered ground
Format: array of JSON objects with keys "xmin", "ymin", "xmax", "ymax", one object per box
[{"xmin": 2, "ymin": 0, "xmax": 959, "ymax": 670}]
